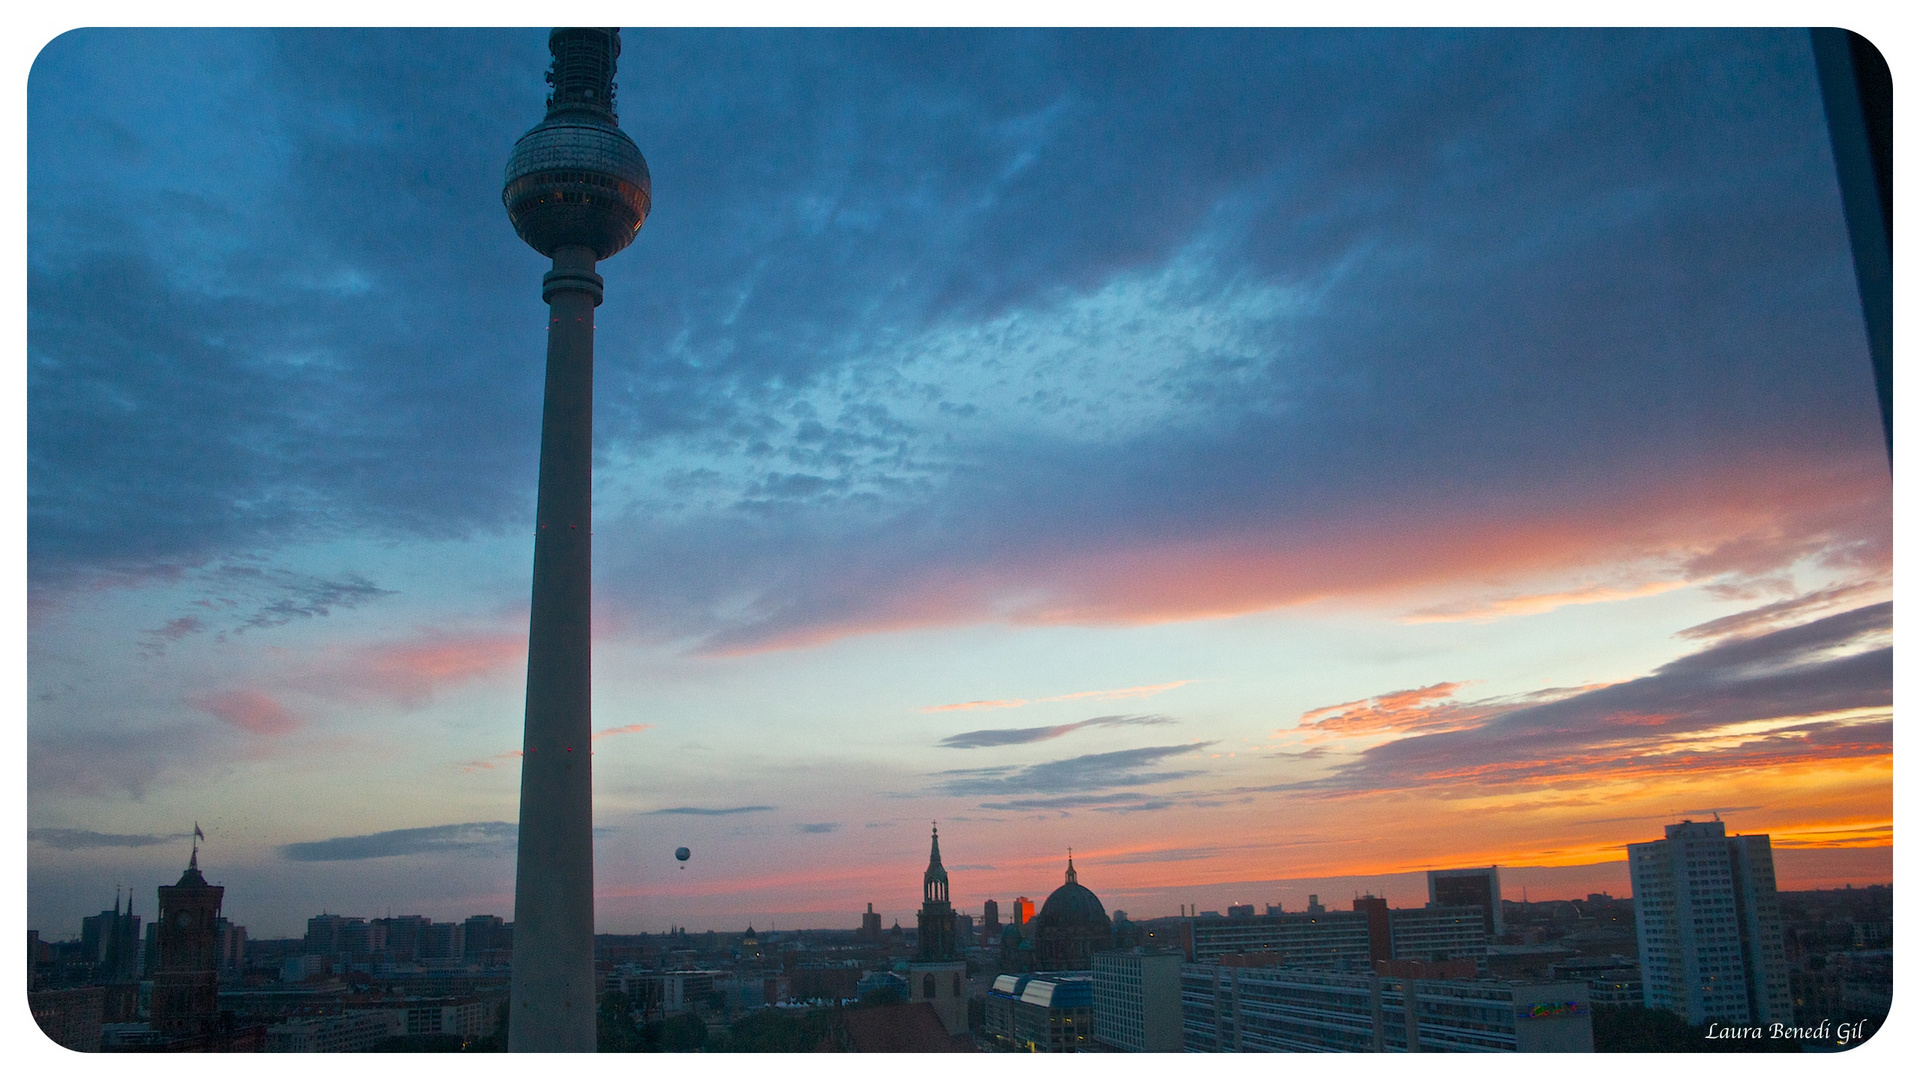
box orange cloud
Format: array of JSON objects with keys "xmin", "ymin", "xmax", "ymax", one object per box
[
  {"xmin": 189, "ymin": 689, "xmax": 301, "ymax": 736},
  {"xmin": 593, "ymin": 723, "xmax": 653, "ymax": 741},
  {"xmin": 1400, "ymin": 580, "xmax": 1689, "ymax": 624},
  {"xmin": 1286, "ymin": 681, "xmax": 1548, "ymax": 743}
]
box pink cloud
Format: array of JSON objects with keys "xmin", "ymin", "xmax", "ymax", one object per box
[
  {"xmin": 593, "ymin": 723, "xmax": 652, "ymax": 741},
  {"xmin": 190, "ymin": 689, "xmax": 301, "ymax": 736},
  {"xmin": 924, "ymin": 698, "xmax": 1031, "ymax": 713},
  {"xmin": 290, "ymin": 629, "xmax": 525, "ymax": 710}
]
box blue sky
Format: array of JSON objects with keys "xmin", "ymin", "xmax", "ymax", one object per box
[{"xmin": 26, "ymin": 27, "xmax": 1891, "ymax": 938}]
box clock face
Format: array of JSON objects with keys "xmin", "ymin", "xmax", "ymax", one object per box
[{"xmin": 176, "ymin": 911, "xmax": 192, "ymax": 928}]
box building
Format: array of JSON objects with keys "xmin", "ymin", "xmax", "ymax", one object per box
[
  {"xmin": 859, "ymin": 903, "xmax": 883, "ymax": 942},
  {"xmin": 906, "ymin": 824, "xmax": 969, "ymax": 1035},
  {"xmin": 614, "ymin": 969, "xmax": 718, "ymax": 1015},
  {"xmin": 1186, "ymin": 910, "xmax": 1373, "ymax": 965},
  {"xmin": 503, "ymin": 25, "xmax": 653, "ymax": 1052},
  {"xmin": 1180, "ymin": 961, "xmax": 1593, "ymax": 1052},
  {"xmin": 264, "ymin": 1011, "xmax": 405, "ymax": 1052},
  {"xmin": 30, "ymin": 986, "xmax": 105, "ymax": 1052},
  {"xmin": 1428, "ymin": 866, "xmax": 1503, "ymax": 938},
  {"xmin": 214, "ymin": 917, "xmax": 248, "ymax": 975},
  {"xmin": 982, "ymin": 899, "xmax": 1001, "ymax": 939},
  {"xmin": 1388, "ymin": 906, "xmax": 1489, "ymax": 965},
  {"xmin": 1178, "ymin": 902, "xmax": 1488, "ymax": 969},
  {"xmin": 1092, "ymin": 949, "xmax": 1182, "ymax": 1052},
  {"xmin": 1549, "ymin": 956, "xmax": 1644, "ymax": 1007},
  {"xmin": 985, "ymin": 972, "xmax": 1095, "ymax": 1052},
  {"xmin": 420, "ymin": 920, "xmax": 466, "ymax": 963},
  {"xmin": 1013, "ymin": 897, "xmax": 1035, "ymax": 927},
  {"xmin": 1031, "ymin": 854, "xmax": 1113, "ymax": 969},
  {"xmin": 823, "ymin": 1001, "xmax": 977, "ymax": 1052},
  {"xmin": 916, "ymin": 825, "xmax": 957, "ymax": 961},
  {"xmin": 1628, "ymin": 819, "xmax": 1791, "ymax": 1026},
  {"xmin": 81, "ymin": 891, "xmax": 142, "ymax": 980},
  {"xmin": 379, "ymin": 995, "xmax": 497, "ymax": 1038},
  {"xmin": 463, "ymin": 915, "xmax": 507, "ymax": 962},
  {"xmin": 151, "ymin": 839, "xmax": 224, "ymax": 1038}
]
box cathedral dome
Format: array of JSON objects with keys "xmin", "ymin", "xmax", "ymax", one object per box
[
  {"xmin": 1031, "ymin": 854, "xmax": 1112, "ymax": 969},
  {"xmin": 1038, "ymin": 878, "xmax": 1106, "ymax": 927}
]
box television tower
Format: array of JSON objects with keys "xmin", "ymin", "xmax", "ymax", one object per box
[{"xmin": 502, "ymin": 27, "xmax": 651, "ymax": 1052}]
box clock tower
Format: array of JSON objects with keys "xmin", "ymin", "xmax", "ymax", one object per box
[{"xmin": 151, "ymin": 831, "xmax": 223, "ymax": 1036}]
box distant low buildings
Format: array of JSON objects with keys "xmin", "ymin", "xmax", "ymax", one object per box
[
  {"xmin": 1180, "ymin": 960, "xmax": 1593, "ymax": 1052},
  {"xmin": 264, "ymin": 1010, "xmax": 404, "ymax": 1052},
  {"xmin": 1179, "ymin": 900, "xmax": 1488, "ymax": 968}
]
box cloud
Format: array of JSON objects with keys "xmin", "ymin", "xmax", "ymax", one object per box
[
  {"xmin": 977, "ymin": 791, "xmax": 1177, "ymax": 813},
  {"xmin": 643, "ymin": 805, "xmax": 776, "ymax": 816},
  {"xmin": 940, "ymin": 713, "xmax": 1175, "ymax": 748},
  {"xmin": 30, "ymin": 828, "xmax": 185, "ymax": 850},
  {"xmin": 666, "ymin": 456, "xmax": 1886, "ymax": 656},
  {"xmin": 593, "ymin": 723, "xmax": 653, "ymax": 741},
  {"xmin": 924, "ymin": 699, "xmax": 1030, "ymax": 713},
  {"xmin": 279, "ymin": 821, "xmax": 516, "ymax": 862},
  {"xmin": 796, "ymin": 822, "xmax": 841, "ymax": 834},
  {"xmin": 138, "ymin": 615, "xmax": 204, "ymax": 656},
  {"xmin": 225, "ymin": 567, "xmax": 394, "ymax": 630},
  {"xmin": 924, "ymin": 681, "xmax": 1193, "ymax": 713},
  {"xmin": 1675, "ymin": 580, "xmax": 1886, "ymax": 641},
  {"xmin": 1400, "ymin": 580, "xmax": 1688, "ymax": 624},
  {"xmin": 28, "ymin": 722, "xmax": 214, "ymax": 800},
  {"xmin": 292, "ymin": 629, "xmax": 524, "ymax": 711},
  {"xmin": 1298, "ymin": 602, "xmax": 1891, "ymax": 796},
  {"xmin": 30, "ymin": 31, "xmax": 1888, "ymax": 670},
  {"xmin": 932, "ymin": 742, "xmax": 1214, "ymax": 797},
  {"xmin": 188, "ymin": 689, "xmax": 301, "ymax": 736}
]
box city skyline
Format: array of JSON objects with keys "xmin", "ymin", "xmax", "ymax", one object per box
[{"xmin": 28, "ymin": 28, "xmax": 1891, "ymax": 942}]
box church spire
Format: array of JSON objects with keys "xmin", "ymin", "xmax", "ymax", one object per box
[
  {"xmin": 924, "ymin": 822, "xmax": 947, "ymax": 884},
  {"xmin": 1065, "ymin": 848, "xmax": 1077, "ymax": 886}
]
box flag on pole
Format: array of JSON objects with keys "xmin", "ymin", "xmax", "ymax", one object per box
[{"xmin": 194, "ymin": 823, "xmax": 205, "ymax": 841}]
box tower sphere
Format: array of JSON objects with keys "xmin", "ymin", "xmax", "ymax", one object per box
[{"xmin": 503, "ymin": 28, "xmax": 652, "ymax": 260}]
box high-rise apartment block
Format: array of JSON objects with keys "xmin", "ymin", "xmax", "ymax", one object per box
[
  {"xmin": 1628, "ymin": 820, "xmax": 1790, "ymax": 1026},
  {"xmin": 1092, "ymin": 948, "xmax": 1184, "ymax": 1051}
]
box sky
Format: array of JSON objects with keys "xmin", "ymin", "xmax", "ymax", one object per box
[{"xmin": 24, "ymin": 27, "xmax": 1894, "ymax": 940}]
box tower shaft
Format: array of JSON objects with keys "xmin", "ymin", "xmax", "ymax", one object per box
[{"xmin": 509, "ymin": 243, "xmax": 602, "ymax": 1053}]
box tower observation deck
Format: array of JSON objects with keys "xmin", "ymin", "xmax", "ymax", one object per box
[{"xmin": 503, "ymin": 27, "xmax": 650, "ymax": 1054}]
